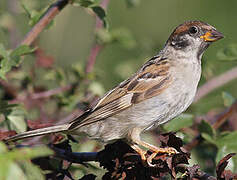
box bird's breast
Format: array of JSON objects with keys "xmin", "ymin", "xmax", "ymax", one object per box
[{"xmin": 77, "ymin": 62, "xmax": 201, "ymax": 142}]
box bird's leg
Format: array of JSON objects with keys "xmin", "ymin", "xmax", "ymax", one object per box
[
  {"xmin": 128, "ymin": 128, "xmax": 177, "ymax": 166},
  {"xmin": 130, "ymin": 144, "xmax": 147, "ymax": 161}
]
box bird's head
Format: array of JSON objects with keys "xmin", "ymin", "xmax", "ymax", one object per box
[{"xmin": 166, "ymin": 20, "xmax": 224, "ymax": 60}]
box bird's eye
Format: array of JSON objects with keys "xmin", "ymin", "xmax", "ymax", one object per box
[{"xmin": 189, "ymin": 26, "xmax": 198, "ymax": 35}]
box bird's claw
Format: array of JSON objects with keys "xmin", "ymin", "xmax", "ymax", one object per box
[{"xmin": 145, "ymin": 147, "xmax": 178, "ymax": 167}]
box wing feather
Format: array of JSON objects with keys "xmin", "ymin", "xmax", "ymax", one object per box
[{"xmin": 68, "ymin": 57, "xmax": 172, "ymax": 130}]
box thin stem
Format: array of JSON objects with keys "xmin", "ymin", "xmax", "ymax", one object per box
[
  {"xmin": 85, "ymin": 0, "xmax": 110, "ymax": 74},
  {"xmin": 20, "ymin": 0, "xmax": 69, "ymax": 46}
]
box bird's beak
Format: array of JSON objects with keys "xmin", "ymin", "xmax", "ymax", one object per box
[{"xmin": 200, "ymin": 29, "xmax": 224, "ymax": 42}]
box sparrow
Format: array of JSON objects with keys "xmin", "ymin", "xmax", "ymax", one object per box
[{"xmin": 5, "ymin": 21, "xmax": 223, "ymax": 165}]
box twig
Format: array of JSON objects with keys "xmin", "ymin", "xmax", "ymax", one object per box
[
  {"xmin": 194, "ymin": 66, "xmax": 237, "ymax": 103},
  {"xmin": 30, "ymin": 84, "xmax": 72, "ymax": 99},
  {"xmin": 9, "ymin": 84, "xmax": 72, "ymax": 104},
  {"xmin": 20, "ymin": 0, "xmax": 69, "ymax": 46},
  {"xmin": 85, "ymin": 44, "xmax": 103, "ymax": 73},
  {"xmin": 52, "ymin": 146, "xmax": 98, "ymax": 163},
  {"xmin": 212, "ymin": 100, "xmax": 237, "ymax": 129},
  {"xmin": 85, "ymin": 0, "xmax": 110, "ymax": 73}
]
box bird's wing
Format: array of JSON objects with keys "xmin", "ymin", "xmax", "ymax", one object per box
[{"xmin": 68, "ymin": 57, "xmax": 172, "ymax": 130}]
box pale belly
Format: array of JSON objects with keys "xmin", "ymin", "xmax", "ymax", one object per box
[{"xmin": 78, "ymin": 84, "xmax": 197, "ymax": 143}]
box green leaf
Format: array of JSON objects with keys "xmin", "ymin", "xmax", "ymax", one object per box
[
  {"xmin": 74, "ymin": 0, "xmax": 98, "ymax": 7},
  {"xmin": 21, "ymin": 2, "xmax": 53, "ymax": 29},
  {"xmin": 7, "ymin": 107, "xmax": 27, "ymax": 133},
  {"xmin": 0, "ymin": 144, "xmax": 52, "ymax": 179},
  {"xmin": 216, "ymin": 131, "xmax": 237, "ymax": 150},
  {"xmin": 215, "ymin": 135, "xmax": 237, "ymax": 172},
  {"xmin": 0, "ymin": 43, "xmax": 8, "ymax": 58},
  {"xmin": 222, "ymin": 91, "xmax": 235, "ymax": 107},
  {"xmin": 7, "ymin": 146, "xmax": 53, "ymax": 161},
  {"xmin": 110, "ymin": 28, "xmax": 136, "ymax": 49},
  {"xmin": 0, "ymin": 44, "xmax": 35, "ymax": 79},
  {"xmin": 0, "ymin": 57, "xmax": 10, "ymax": 79},
  {"xmin": 9, "ymin": 45, "xmax": 35, "ymax": 66},
  {"xmin": 0, "ymin": 142, "xmax": 8, "ymax": 153},
  {"xmin": 201, "ymin": 133, "xmax": 217, "ymax": 145},
  {"xmin": 21, "ymin": 2, "xmax": 32, "ymax": 19},
  {"xmin": 2, "ymin": 162, "xmax": 27, "ymax": 180},
  {"xmin": 88, "ymin": 81, "xmax": 105, "ymax": 96},
  {"xmin": 96, "ymin": 28, "xmax": 136, "ymax": 48},
  {"xmin": 91, "ymin": 6, "xmax": 107, "ymax": 28},
  {"xmin": 125, "ymin": 0, "xmax": 141, "ymax": 7},
  {"xmin": 10, "ymin": 45, "xmax": 35, "ymax": 58},
  {"xmin": 21, "ymin": 3, "xmax": 41, "ymax": 26},
  {"xmin": 0, "ymin": 101, "xmax": 17, "ymax": 114},
  {"xmin": 19, "ymin": 161, "xmax": 45, "ymax": 180},
  {"xmin": 72, "ymin": 1, "xmax": 107, "ymax": 27},
  {"xmin": 163, "ymin": 113, "xmax": 193, "ymax": 132},
  {"xmin": 0, "ymin": 44, "xmax": 10, "ymax": 79},
  {"xmin": 198, "ymin": 120, "xmax": 215, "ymax": 139},
  {"xmin": 44, "ymin": 68, "xmax": 67, "ymax": 85},
  {"xmin": 217, "ymin": 44, "xmax": 237, "ymax": 61},
  {"xmin": 96, "ymin": 29, "xmax": 112, "ymax": 44}
]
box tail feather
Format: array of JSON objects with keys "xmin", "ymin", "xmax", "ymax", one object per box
[{"xmin": 5, "ymin": 124, "xmax": 71, "ymax": 143}]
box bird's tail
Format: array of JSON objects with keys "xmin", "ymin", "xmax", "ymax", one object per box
[{"xmin": 5, "ymin": 124, "xmax": 71, "ymax": 143}]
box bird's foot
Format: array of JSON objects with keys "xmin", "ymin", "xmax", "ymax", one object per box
[{"xmin": 146, "ymin": 147, "xmax": 177, "ymax": 166}]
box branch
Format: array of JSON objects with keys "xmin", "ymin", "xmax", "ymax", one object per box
[
  {"xmin": 9, "ymin": 84, "xmax": 72, "ymax": 104},
  {"xmin": 20, "ymin": 0, "xmax": 69, "ymax": 46},
  {"xmin": 85, "ymin": 44, "xmax": 103, "ymax": 73},
  {"xmin": 212, "ymin": 100, "xmax": 237, "ymax": 129},
  {"xmin": 52, "ymin": 146, "xmax": 98, "ymax": 163},
  {"xmin": 85, "ymin": 0, "xmax": 110, "ymax": 74},
  {"xmin": 30, "ymin": 84, "xmax": 72, "ymax": 100},
  {"xmin": 194, "ymin": 66, "xmax": 237, "ymax": 103}
]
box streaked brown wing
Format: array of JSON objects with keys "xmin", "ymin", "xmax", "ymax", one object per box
[{"xmin": 68, "ymin": 57, "xmax": 172, "ymax": 130}]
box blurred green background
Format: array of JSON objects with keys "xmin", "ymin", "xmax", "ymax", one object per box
[
  {"xmin": 40, "ymin": 0, "xmax": 237, "ymax": 114},
  {"xmin": 1, "ymin": 0, "xmax": 237, "ymax": 114}
]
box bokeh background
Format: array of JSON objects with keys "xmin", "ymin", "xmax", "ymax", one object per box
[
  {"xmin": 1, "ymin": 0, "xmax": 237, "ymax": 111},
  {"xmin": 0, "ymin": 0, "xmax": 237, "ymax": 179},
  {"xmin": 37, "ymin": 0, "xmax": 237, "ymax": 112}
]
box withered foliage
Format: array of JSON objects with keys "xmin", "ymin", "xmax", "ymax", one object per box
[
  {"xmin": 28, "ymin": 133, "xmax": 237, "ymax": 179},
  {"xmin": 98, "ymin": 133, "xmax": 190, "ymax": 179},
  {"xmin": 216, "ymin": 153, "xmax": 237, "ymax": 180}
]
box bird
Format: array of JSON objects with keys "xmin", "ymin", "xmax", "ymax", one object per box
[{"xmin": 5, "ymin": 20, "xmax": 223, "ymax": 165}]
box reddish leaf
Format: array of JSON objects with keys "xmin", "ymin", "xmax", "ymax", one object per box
[
  {"xmin": 35, "ymin": 48, "xmax": 54, "ymax": 68},
  {"xmin": 52, "ymin": 134, "xmax": 66, "ymax": 144},
  {"xmin": 187, "ymin": 164, "xmax": 200, "ymax": 177},
  {"xmin": 0, "ymin": 130, "xmax": 16, "ymax": 140},
  {"xmin": 27, "ymin": 119, "xmax": 53, "ymax": 129},
  {"xmin": 97, "ymin": 133, "xmax": 191, "ymax": 179},
  {"xmin": 216, "ymin": 153, "xmax": 237, "ymax": 180}
]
